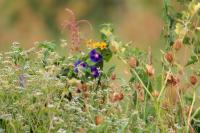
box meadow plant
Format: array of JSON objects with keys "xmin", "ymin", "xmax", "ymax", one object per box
[{"xmin": 1, "ymin": 0, "xmax": 200, "ymax": 132}]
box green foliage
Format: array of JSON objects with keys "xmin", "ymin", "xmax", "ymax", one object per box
[{"xmin": 1, "ymin": 1, "xmax": 200, "ymax": 132}]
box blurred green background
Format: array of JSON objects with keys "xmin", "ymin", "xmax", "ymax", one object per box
[{"xmin": 0, "ymin": 0, "xmax": 166, "ymax": 51}]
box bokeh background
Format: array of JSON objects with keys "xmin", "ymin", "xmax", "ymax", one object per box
[{"xmin": 0, "ymin": 0, "xmax": 168, "ymax": 51}]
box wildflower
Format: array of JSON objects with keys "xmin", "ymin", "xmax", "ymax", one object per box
[
  {"xmin": 90, "ymin": 66, "xmax": 100, "ymax": 78},
  {"xmin": 146, "ymin": 64, "xmax": 155, "ymax": 76},
  {"xmin": 99, "ymin": 42, "xmax": 107, "ymax": 50},
  {"xmin": 95, "ymin": 115, "xmax": 104, "ymax": 125},
  {"xmin": 173, "ymin": 39, "xmax": 182, "ymax": 51},
  {"xmin": 74, "ymin": 60, "xmax": 87, "ymax": 73},
  {"xmin": 89, "ymin": 49, "xmax": 102, "ymax": 63},
  {"xmin": 86, "ymin": 40, "xmax": 107, "ymax": 50},
  {"xmin": 190, "ymin": 75, "xmax": 198, "ymax": 85},
  {"xmin": 128, "ymin": 57, "xmax": 137, "ymax": 69},
  {"xmin": 86, "ymin": 39, "xmax": 94, "ymax": 47},
  {"xmin": 165, "ymin": 52, "xmax": 173, "ymax": 63}
]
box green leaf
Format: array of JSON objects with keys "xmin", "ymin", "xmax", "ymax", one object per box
[{"xmin": 185, "ymin": 55, "xmax": 198, "ymax": 66}]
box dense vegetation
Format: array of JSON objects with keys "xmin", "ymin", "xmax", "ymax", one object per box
[{"xmin": 1, "ymin": 0, "xmax": 200, "ymax": 132}]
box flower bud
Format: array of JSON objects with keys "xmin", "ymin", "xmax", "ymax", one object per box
[
  {"xmin": 111, "ymin": 73, "xmax": 116, "ymax": 80},
  {"xmin": 117, "ymin": 92, "xmax": 124, "ymax": 101},
  {"xmin": 128, "ymin": 57, "xmax": 137, "ymax": 69},
  {"xmin": 190, "ymin": 75, "xmax": 198, "ymax": 85},
  {"xmin": 146, "ymin": 64, "xmax": 155, "ymax": 76},
  {"xmin": 165, "ymin": 52, "xmax": 173, "ymax": 63},
  {"xmin": 95, "ymin": 115, "xmax": 103, "ymax": 125},
  {"xmin": 173, "ymin": 39, "xmax": 182, "ymax": 51}
]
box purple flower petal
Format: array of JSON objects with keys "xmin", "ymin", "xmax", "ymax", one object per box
[
  {"xmin": 90, "ymin": 66, "xmax": 100, "ymax": 78},
  {"xmin": 89, "ymin": 49, "xmax": 102, "ymax": 63},
  {"xmin": 74, "ymin": 60, "xmax": 87, "ymax": 73}
]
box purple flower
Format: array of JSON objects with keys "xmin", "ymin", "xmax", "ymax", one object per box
[
  {"xmin": 89, "ymin": 49, "xmax": 102, "ymax": 63},
  {"xmin": 90, "ymin": 66, "xmax": 100, "ymax": 78},
  {"xmin": 74, "ymin": 60, "xmax": 87, "ymax": 73}
]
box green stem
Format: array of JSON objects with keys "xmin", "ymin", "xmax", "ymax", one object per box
[{"xmin": 132, "ymin": 69, "xmax": 154, "ymax": 100}]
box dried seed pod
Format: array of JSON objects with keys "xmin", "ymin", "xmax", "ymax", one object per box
[
  {"xmin": 165, "ymin": 52, "xmax": 173, "ymax": 63},
  {"xmin": 166, "ymin": 73, "xmax": 179, "ymax": 86},
  {"xmin": 117, "ymin": 92, "xmax": 124, "ymax": 101},
  {"xmin": 77, "ymin": 83, "xmax": 88, "ymax": 92},
  {"xmin": 173, "ymin": 39, "xmax": 182, "ymax": 51},
  {"xmin": 146, "ymin": 64, "xmax": 155, "ymax": 76},
  {"xmin": 109, "ymin": 92, "xmax": 124, "ymax": 102},
  {"xmin": 128, "ymin": 57, "xmax": 137, "ymax": 69},
  {"xmin": 134, "ymin": 82, "xmax": 143, "ymax": 91},
  {"xmin": 111, "ymin": 73, "xmax": 116, "ymax": 80},
  {"xmin": 190, "ymin": 75, "xmax": 198, "ymax": 85},
  {"xmin": 95, "ymin": 115, "xmax": 103, "ymax": 125}
]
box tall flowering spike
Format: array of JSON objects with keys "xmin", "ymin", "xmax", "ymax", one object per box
[
  {"xmin": 62, "ymin": 8, "xmax": 92, "ymax": 51},
  {"xmin": 89, "ymin": 49, "xmax": 102, "ymax": 63},
  {"xmin": 90, "ymin": 66, "xmax": 100, "ymax": 78},
  {"xmin": 62, "ymin": 8, "xmax": 80, "ymax": 51}
]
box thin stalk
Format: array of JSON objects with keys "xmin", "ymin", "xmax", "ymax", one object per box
[
  {"xmin": 186, "ymin": 91, "xmax": 196, "ymax": 132},
  {"xmin": 132, "ymin": 69, "xmax": 154, "ymax": 100}
]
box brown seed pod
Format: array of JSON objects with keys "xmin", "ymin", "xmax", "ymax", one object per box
[
  {"xmin": 117, "ymin": 92, "xmax": 124, "ymax": 101},
  {"xmin": 165, "ymin": 52, "xmax": 173, "ymax": 63},
  {"xmin": 109, "ymin": 92, "xmax": 124, "ymax": 102},
  {"xmin": 128, "ymin": 57, "xmax": 137, "ymax": 69},
  {"xmin": 134, "ymin": 82, "xmax": 143, "ymax": 91},
  {"xmin": 173, "ymin": 39, "xmax": 182, "ymax": 51},
  {"xmin": 190, "ymin": 75, "xmax": 198, "ymax": 85},
  {"xmin": 95, "ymin": 115, "xmax": 103, "ymax": 125},
  {"xmin": 77, "ymin": 83, "xmax": 88, "ymax": 92},
  {"xmin": 146, "ymin": 64, "xmax": 155, "ymax": 76},
  {"xmin": 111, "ymin": 73, "xmax": 116, "ymax": 80},
  {"xmin": 165, "ymin": 73, "xmax": 179, "ymax": 86}
]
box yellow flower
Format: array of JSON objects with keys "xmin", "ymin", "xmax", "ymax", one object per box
[
  {"xmin": 99, "ymin": 42, "xmax": 107, "ymax": 50},
  {"xmin": 86, "ymin": 39, "xmax": 96, "ymax": 48},
  {"xmin": 85, "ymin": 40, "xmax": 107, "ymax": 50}
]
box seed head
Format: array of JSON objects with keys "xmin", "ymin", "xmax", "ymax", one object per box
[
  {"xmin": 165, "ymin": 52, "xmax": 173, "ymax": 63},
  {"xmin": 173, "ymin": 39, "xmax": 182, "ymax": 51},
  {"xmin": 95, "ymin": 115, "xmax": 103, "ymax": 125},
  {"xmin": 146, "ymin": 64, "xmax": 155, "ymax": 76},
  {"xmin": 128, "ymin": 57, "xmax": 137, "ymax": 69},
  {"xmin": 190, "ymin": 75, "xmax": 198, "ymax": 85}
]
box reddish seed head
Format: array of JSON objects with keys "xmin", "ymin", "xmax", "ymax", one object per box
[
  {"xmin": 190, "ymin": 75, "xmax": 198, "ymax": 85},
  {"xmin": 173, "ymin": 39, "xmax": 182, "ymax": 51},
  {"xmin": 166, "ymin": 73, "xmax": 179, "ymax": 86},
  {"xmin": 146, "ymin": 64, "xmax": 155, "ymax": 76},
  {"xmin": 165, "ymin": 52, "xmax": 173, "ymax": 63},
  {"xmin": 117, "ymin": 92, "xmax": 124, "ymax": 101},
  {"xmin": 128, "ymin": 57, "xmax": 137, "ymax": 69},
  {"xmin": 111, "ymin": 73, "xmax": 116, "ymax": 80},
  {"xmin": 109, "ymin": 92, "xmax": 124, "ymax": 102},
  {"xmin": 95, "ymin": 115, "xmax": 103, "ymax": 125}
]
